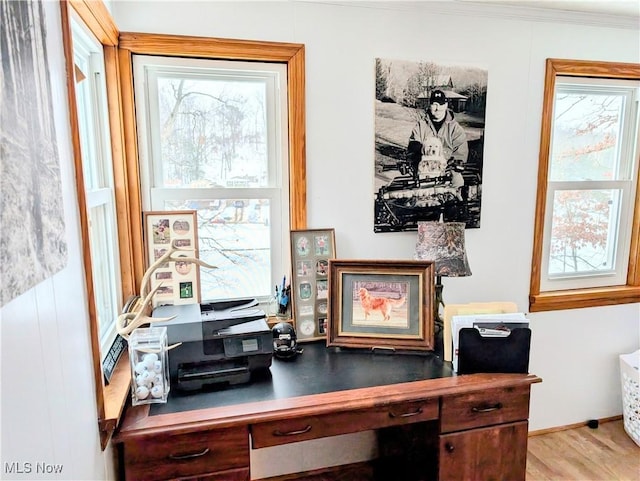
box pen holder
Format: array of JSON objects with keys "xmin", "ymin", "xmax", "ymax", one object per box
[
  {"xmin": 276, "ymin": 296, "xmax": 291, "ymax": 320},
  {"xmin": 276, "ymin": 305, "xmax": 291, "ymax": 320},
  {"xmin": 128, "ymin": 326, "xmax": 170, "ymax": 405},
  {"xmin": 276, "ymin": 286, "xmax": 291, "ymax": 319}
]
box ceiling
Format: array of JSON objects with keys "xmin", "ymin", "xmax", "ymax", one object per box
[
  {"xmin": 308, "ymin": 0, "xmax": 640, "ymax": 27},
  {"xmin": 464, "ymin": 0, "xmax": 640, "ymax": 18}
]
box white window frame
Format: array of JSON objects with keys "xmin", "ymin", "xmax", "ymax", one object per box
[
  {"xmin": 72, "ymin": 16, "xmax": 122, "ymax": 357},
  {"xmin": 132, "ymin": 55, "xmax": 290, "ymax": 305},
  {"xmin": 540, "ymin": 77, "xmax": 640, "ymax": 292}
]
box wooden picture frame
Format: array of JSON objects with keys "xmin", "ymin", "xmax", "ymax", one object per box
[
  {"xmin": 143, "ymin": 211, "xmax": 200, "ymax": 307},
  {"xmin": 290, "ymin": 229, "xmax": 336, "ymax": 341},
  {"xmin": 327, "ymin": 260, "xmax": 435, "ymax": 351}
]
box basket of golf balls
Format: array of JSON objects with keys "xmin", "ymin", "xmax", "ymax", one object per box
[{"xmin": 128, "ymin": 326, "xmax": 170, "ymax": 405}]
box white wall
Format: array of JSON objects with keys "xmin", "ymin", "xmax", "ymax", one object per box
[
  {"xmin": 0, "ymin": 2, "xmax": 113, "ymax": 480},
  {"xmin": 0, "ymin": 1, "xmax": 637, "ymax": 480}
]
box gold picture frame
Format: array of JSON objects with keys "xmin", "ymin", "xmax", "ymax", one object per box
[
  {"xmin": 143, "ymin": 211, "xmax": 200, "ymax": 307},
  {"xmin": 328, "ymin": 259, "xmax": 435, "ymax": 351}
]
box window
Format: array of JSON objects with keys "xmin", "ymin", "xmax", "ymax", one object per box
[
  {"xmin": 530, "ymin": 59, "xmax": 640, "ymax": 312},
  {"xmin": 542, "ymin": 77, "xmax": 638, "ymax": 290},
  {"xmin": 117, "ymin": 34, "xmax": 306, "ymax": 295},
  {"xmin": 133, "ymin": 56, "xmax": 289, "ymax": 302},
  {"xmin": 62, "ymin": 0, "xmax": 135, "ymax": 447},
  {"xmin": 71, "ymin": 17, "xmax": 122, "ymax": 356}
]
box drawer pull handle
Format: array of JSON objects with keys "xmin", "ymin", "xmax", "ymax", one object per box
[
  {"xmin": 471, "ymin": 402, "xmax": 503, "ymax": 413},
  {"xmin": 445, "ymin": 442, "xmax": 455, "ymax": 453},
  {"xmin": 273, "ymin": 425, "xmax": 312, "ymax": 437},
  {"xmin": 168, "ymin": 448, "xmax": 210, "ymax": 460},
  {"xmin": 388, "ymin": 407, "xmax": 423, "ymax": 418}
]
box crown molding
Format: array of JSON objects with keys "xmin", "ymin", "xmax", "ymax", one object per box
[{"xmin": 295, "ymin": 1, "xmax": 640, "ymax": 30}]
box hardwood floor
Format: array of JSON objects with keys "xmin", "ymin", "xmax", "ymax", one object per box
[{"xmin": 526, "ymin": 420, "xmax": 640, "ymax": 481}]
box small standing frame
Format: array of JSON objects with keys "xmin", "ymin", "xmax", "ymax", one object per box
[
  {"xmin": 143, "ymin": 211, "xmax": 200, "ymax": 307},
  {"xmin": 290, "ymin": 229, "xmax": 336, "ymax": 341}
]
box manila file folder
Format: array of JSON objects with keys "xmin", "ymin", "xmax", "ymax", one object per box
[{"xmin": 443, "ymin": 302, "xmax": 518, "ymax": 362}]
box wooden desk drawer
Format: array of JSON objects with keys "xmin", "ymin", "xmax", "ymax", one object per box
[
  {"xmin": 124, "ymin": 426, "xmax": 249, "ymax": 481},
  {"xmin": 440, "ymin": 385, "xmax": 530, "ymax": 433},
  {"xmin": 251, "ymin": 399, "xmax": 438, "ymax": 448},
  {"xmin": 175, "ymin": 467, "xmax": 250, "ymax": 481}
]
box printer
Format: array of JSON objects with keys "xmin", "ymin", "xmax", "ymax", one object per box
[{"xmin": 153, "ymin": 300, "xmax": 273, "ymax": 391}]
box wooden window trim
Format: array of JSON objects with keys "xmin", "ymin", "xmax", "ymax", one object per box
[
  {"xmin": 529, "ymin": 58, "xmax": 640, "ymax": 312},
  {"xmin": 66, "ymin": 0, "xmax": 117, "ymax": 46}
]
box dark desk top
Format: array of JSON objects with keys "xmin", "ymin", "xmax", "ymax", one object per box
[{"xmin": 150, "ymin": 342, "xmax": 453, "ymax": 416}]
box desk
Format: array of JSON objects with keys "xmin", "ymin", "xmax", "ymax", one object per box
[{"xmin": 114, "ymin": 343, "xmax": 541, "ymax": 480}]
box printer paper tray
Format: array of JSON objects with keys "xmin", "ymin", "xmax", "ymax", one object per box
[{"xmin": 178, "ymin": 360, "xmax": 250, "ymax": 390}]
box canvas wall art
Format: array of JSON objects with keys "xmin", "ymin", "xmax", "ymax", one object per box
[
  {"xmin": 1, "ymin": 0, "xmax": 68, "ymax": 306},
  {"xmin": 374, "ymin": 57, "xmax": 488, "ymax": 232}
]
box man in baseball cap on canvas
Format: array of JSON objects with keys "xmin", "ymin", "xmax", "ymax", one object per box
[{"xmin": 407, "ymin": 89, "xmax": 468, "ymax": 183}]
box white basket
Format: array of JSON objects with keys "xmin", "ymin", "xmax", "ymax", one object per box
[{"xmin": 620, "ymin": 349, "xmax": 640, "ymax": 446}]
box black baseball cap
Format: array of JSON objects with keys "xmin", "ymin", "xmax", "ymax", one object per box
[{"xmin": 430, "ymin": 90, "xmax": 447, "ymax": 105}]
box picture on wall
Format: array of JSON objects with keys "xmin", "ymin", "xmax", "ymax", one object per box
[
  {"xmin": 144, "ymin": 211, "xmax": 201, "ymax": 307},
  {"xmin": 290, "ymin": 229, "xmax": 336, "ymax": 341},
  {"xmin": 1, "ymin": 0, "xmax": 68, "ymax": 306},
  {"xmin": 373, "ymin": 57, "xmax": 488, "ymax": 232}
]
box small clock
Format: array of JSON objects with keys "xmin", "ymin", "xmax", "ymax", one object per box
[{"xmin": 298, "ymin": 318, "xmax": 316, "ymax": 338}]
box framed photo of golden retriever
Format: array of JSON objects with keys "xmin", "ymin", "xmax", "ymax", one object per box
[{"xmin": 327, "ymin": 260, "xmax": 435, "ymax": 351}]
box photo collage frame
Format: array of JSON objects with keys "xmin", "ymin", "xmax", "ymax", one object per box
[
  {"xmin": 143, "ymin": 211, "xmax": 201, "ymax": 308},
  {"xmin": 290, "ymin": 229, "xmax": 336, "ymax": 341}
]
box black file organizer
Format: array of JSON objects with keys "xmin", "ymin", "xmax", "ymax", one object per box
[{"xmin": 457, "ymin": 327, "xmax": 531, "ymax": 374}]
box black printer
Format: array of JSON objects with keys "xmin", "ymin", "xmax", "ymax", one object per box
[{"xmin": 153, "ymin": 300, "xmax": 272, "ymax": 391}]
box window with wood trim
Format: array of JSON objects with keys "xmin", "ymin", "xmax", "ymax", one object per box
[
  {"xmin": 71, "ymin": 14, "xmax": 122, "ymax": 358},
  {"xmin": 529, "ymin": 59, "xmax": 640, "ymax": 312},
  {"xmin": 117, "ymin": 33, "xmax": 307, "ymax": 298},
  {"xmin": 61, "ymin": 0, "xmax": 133, "ymax": 450}
]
